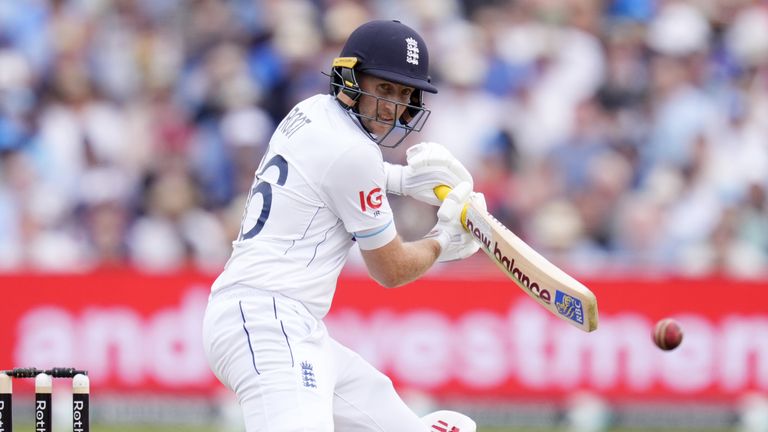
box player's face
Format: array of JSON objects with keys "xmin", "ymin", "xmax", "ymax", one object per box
[{"xmin": 357, "ymin": 74, "xmax": 414, "ymax": 137}]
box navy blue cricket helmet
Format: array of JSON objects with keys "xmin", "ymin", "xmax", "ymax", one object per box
[{"xmin": 329, "ymin": 20, "xmax": 437, "ymax": 147}]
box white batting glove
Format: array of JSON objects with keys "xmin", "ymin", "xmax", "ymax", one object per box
[
  {"xmin": 425, "ymin": 182, "xmax": 484, "ymax": 262},
  {"xmin": 384, "ymin": 142, "xmax": 473, "ymax": 206}
]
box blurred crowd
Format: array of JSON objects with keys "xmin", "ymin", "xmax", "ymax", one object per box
[{"xmin": 0, "ymin": 0, "xmax": 766, "ymax": 277}]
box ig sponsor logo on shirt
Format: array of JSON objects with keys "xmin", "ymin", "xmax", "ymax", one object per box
[{"xmin": 358, "ymin": 188, "xmax": 383, "ymax": 214}]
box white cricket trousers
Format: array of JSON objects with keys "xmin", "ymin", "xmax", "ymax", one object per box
[{"xmin": 202, "ymin": 287, "xmax": 429, "ymax": 432}]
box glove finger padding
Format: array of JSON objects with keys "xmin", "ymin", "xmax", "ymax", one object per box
[
  {"xmin": 401, "ymin": 142, "xmax": 473, "ymax": 206},
  {"xmin": 426, "ymin": 182, "xmax": 480, "ymax": 262},
  {"xmin": 406, "ymin": 142, "xmax": 451, "ymax": 166},
  {"xmin": 405, "ymin": 141, "xmax": 445, "ymax": 161},
  {"xmin": 407, "ymin": 142, "xmax": 472, "ymax": 184},
  {"xmin": 437, "ymin": 182, "xmax": 472, "ymax": 221}
]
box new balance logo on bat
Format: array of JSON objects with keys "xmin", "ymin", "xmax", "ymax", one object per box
[{"xmin": 465, "ymin": 216, "xmax": 552, "ymax": 305}]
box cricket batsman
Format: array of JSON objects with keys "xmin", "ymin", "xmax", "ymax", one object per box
[{"xmin": 203, "ymin": 20, "xmax": 484, "ymax": 432}]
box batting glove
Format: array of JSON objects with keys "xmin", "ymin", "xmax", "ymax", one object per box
[
  {"xmin": 425, "ymin": 182, "xmax": 485, "ymax": 262},
  {"xmin": 384, "ymin": 142, "xmax": 473, "ymax": 206}
]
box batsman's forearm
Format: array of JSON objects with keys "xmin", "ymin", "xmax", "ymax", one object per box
[{"xmin": 362, "ymin": 237, "xmax": 440, "ymax": 288}]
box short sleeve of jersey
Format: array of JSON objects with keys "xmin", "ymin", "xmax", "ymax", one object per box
[{"xmin": 323, "ymin": 143, "xmax": 396, "ymax": 249}]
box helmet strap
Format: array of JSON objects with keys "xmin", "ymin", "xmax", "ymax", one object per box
[
  {"xmin": 334, "ymin": 66, "xmax": 361, "ymax": 110},
  {"xmin": 336, "ymin": 89, "xmax": 357, "ymax": 109}
]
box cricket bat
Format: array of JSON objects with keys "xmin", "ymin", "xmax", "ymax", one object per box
[{"xmin": 435, "ymin": 185, "xmax": 598, "ymax": 332}]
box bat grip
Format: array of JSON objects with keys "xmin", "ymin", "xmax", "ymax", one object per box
[
  {"xmin": 433, "ymin": 185, "xmax": 469, "ymax": 231},
  {"xmin": 433, "ymin": 185, "xmax": 452, "ymax": 201}
]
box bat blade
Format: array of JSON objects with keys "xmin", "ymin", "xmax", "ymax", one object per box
[{"xmin": 435, "ymin": 185, "xmax": 598, "ymax": 332}]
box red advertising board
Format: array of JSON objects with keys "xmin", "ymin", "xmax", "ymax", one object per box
[{"xmin": 1, "ymin": 269, "xmax": 766, "ymax": 403}]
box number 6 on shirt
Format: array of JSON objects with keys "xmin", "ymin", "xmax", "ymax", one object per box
[{"xmin": 239, "ymin": 155, "xmax": 288, "ymax": 240}]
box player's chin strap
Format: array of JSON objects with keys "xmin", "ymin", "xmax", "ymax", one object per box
[{"xmin": 336, "ymin": 90, "xmax": 357, "ymax": 110}]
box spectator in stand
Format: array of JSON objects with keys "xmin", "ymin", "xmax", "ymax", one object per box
[{"xmin": 0, "ymin": 0, "xmax": 764, "ymax": 278}]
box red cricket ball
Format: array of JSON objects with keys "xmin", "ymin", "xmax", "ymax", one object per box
[{"xmin": 652, "ymin": 318, "xmax": 684, "ymax": 351}]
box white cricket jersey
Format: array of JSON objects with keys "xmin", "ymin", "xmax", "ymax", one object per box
[{"xmin": 211, "ymin": 94, "xmax": 397, "ymax": 317}]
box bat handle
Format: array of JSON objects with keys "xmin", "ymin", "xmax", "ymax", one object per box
[
  {"xmin": 433, "ymin": 185, "xmax": 469, "ymax": 231},
  {"xmin": 433, "ymin": 185, "xmax": 452, "ymax": 201}
]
